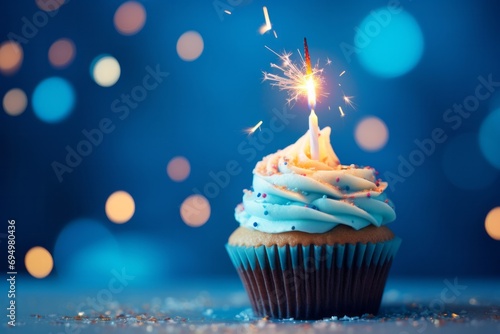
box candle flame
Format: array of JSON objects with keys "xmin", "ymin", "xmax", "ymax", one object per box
[{"xmin": 245, "ymin": 120, "xmax": 263, "ymax": 135}]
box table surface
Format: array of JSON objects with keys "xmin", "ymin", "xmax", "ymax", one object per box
[{"xmin": 4, "ymin": 277, "xmax": 500, "ymax": 333}]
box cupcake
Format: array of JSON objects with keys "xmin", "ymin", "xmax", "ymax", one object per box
[{"xmin": 226, "ymin": 126, "xmax": 400, "ymax": 320}]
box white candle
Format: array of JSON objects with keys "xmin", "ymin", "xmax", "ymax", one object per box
[{"xmin": 309, "ymin": 109, "xmax": 319, "ymax": 160}]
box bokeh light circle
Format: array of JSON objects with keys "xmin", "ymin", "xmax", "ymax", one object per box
[
  {"xmin": 180, "ymin": 195, "xmax": 211, "ymax": 227},
  {"xmin": 91, "ymin": 55, "xmax": 121, "ymax": 87},
  {"xmin": 0, "ymin": 41, "xmax": 23, "ymax": 75},
  {"xmin": 25, "ymin": 246, "xmax": 54, "ymax": 278},
  {"xmin": 114, "ymin": 1, "xmax": 146, "ymax": 35},
  {"xmin": 167, "ymin": 156, "xmax": 191, "ymax": 182},
  {"xmin": 485, "ymin": 207, "xmax": 500, "ymax": 240},
  {"xmin": 176, "ymin": 31, "xmax": 204, "ymax": 61},
  {"xmin": 355, "ymin": 116, "xmax": 389, "ymax": 151},
  {"xmin": 3, "ymin": 88, "xmax": 27, "ymax": 116},
  {"xmin": 32, "ymin": 77, "xmax": 75, "ymax": 123},
  {"xmin": 479, "ymin": 109, "xmax": 500, "ymax": 169},
  {"xmin": 48, "ymin": 38, "xmax": 76, "ymax": 68},
  {"xmin": 355, "ymin": 9, "xmax": 424, "ymax": 78},
  {"xmin": 54, "ymin": 219, "xmax": 120, "ymax": 284},
  {"xmin": 36, "ymin": 0, "xmax": 65, "ymax": 12},
  {"xmin": 105, "ymin": 190, "xmax": 135, "ymax": 224},
  {"xmin": 442, "ymin": 133, "xmax": 498, "ymax": 190}
]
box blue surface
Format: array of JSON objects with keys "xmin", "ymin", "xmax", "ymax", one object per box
[{"xmin": 3, "ymin": 277, "xmax": 500, "ymax": 333}]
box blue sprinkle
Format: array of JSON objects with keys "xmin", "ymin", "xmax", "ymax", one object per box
[
  {"xmin": 257, "ymin": 193, "xmax": 261, "ymax": 197},
  {"xmin": 345, "ymin": 185, "xmax": 350, "ymax": 191},
  {"xmin": 264, "ymin": 211, "xmax": 269, "ymax": 215},
  {"xmin": 253, "ymin": 222, "xmax": 258, "ymax": 227},
  {"xmin": 291, "ymin": 226, "xmax": 296, "ymax": 230},
  {"xmin": 322, "ymin": 195, "xmax": 327, "ymax": 199},
  {"xmin": 284, "ymin": 162, "xmax": 288, "ymax": 165}
]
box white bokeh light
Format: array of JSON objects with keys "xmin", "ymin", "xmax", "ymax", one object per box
[{"xmin": 91, "ymin": 55, "xmax": 121, "ymax": 87}]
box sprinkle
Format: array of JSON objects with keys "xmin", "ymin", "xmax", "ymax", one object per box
[
  {"xmin": 253, "ymin": 222, "xmax": 258, "ymax": 227},
  {"xmin": 291, "ymin": 226, "xmax": 296, "ymax": 230},
  {"xmin": 264, "ymin": 211, "xmax": 269, "ymax": 215},
  {"xmin": 262, "ymin": 193, "xmax": 267, "ymax": 198},
  {"xmin": 322, "ymin": 195, "xmax": 327, "ymax": 199},
  {"xmin": 336, "ymin": 177, "xmax": 340, "ymax": 183},
  {"xmin": 345, "ymin": 185, "xmax": 350, "ymax": 191},
  {"xmin": 367, "ymin": 193, "xmax": 371, "ymax": 198},
  {"xmin": 284, "ymin": 162, "xmax": 288, "ymax": 165},
  {"xmin": 384, "ymin": 199, "xmax": 389, "ymax": 203},
  {"xmin": 257, "ymin": 193, "xmax": 261, "ymax": 197}
]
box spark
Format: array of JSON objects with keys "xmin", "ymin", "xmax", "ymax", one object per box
[
  {"xmin": 273, "ymin": 30, "xmax": 278, "ymax": 38},
  {"xmin": 262, "ymin": 45, "xmax": 326, "ymax": 107},
  {"xmin": 245, "ymin": 120, "xmax": 263, "ymax": 135},
  {"xmin": 339, "ymin": 106, "xmax": 345, "ymax": 117},
  {"xmin": 326, "ymin": 58, "xmax": 332, "ymax": 66},
  {"xmin": 263, "ymin": 40, "xmax": 355, "ymax": 118},
  {"xmin": 224, "ymin": 10, "xmax": 231, "ymax": 15},
  {"xmin": 343, "ymin": 94, "xmax": 356, "ymax": 109},
  {"xmin": 259, "ymin": 6, "xmax": 272, "ymax": 34}
]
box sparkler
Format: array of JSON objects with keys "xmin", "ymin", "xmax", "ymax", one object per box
[
  {"xmin": 262, "ymin": 47, "xmax": 326, "ymax": 106},
  {"xmin": 262, "ymin": 38, "xmax": 354, "ymax": 159}
]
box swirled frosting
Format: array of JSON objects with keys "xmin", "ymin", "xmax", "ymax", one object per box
[{"xmin": 235, "ymin": 127, "xmax": 396, "ymax": 233}]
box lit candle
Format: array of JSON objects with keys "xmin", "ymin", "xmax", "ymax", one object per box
[{"xmin": 304, "ymin": 38, "xmax": 319, "ymax": 160}]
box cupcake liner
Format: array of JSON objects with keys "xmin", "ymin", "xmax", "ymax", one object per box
[{"xmin": 226, "ymin": 237, "xmax": 401, "ymax": 320}]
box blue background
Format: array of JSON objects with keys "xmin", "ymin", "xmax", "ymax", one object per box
[{"xmin": 1, "ymin": 0, "xmax": 500, "ymax": 285}]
